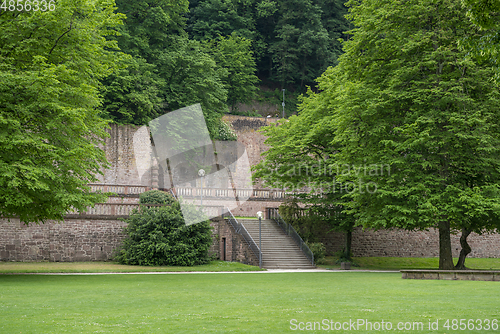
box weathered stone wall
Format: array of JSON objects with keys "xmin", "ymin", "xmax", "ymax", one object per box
[
  {"xmin": 2, "ymin": 216, "xmax": 499, "ymax": 262},
  {"xmin": 318, "ymin": 227, "xmax": 500, "ymax": 258},
  {"xmin": 96, "ymin": 123, "xmax": 153, "ymax": 186},
  {"xmin": 0, "ymin": 218, "xmax": 127, "ymax": 262},
  {"xmin": 222, "ymin": 115, "xmax": 278, "ymax": 169},
  {"xmin": 0, "ymin": 217, "xmax": 255, "ymax": 263},
  {"xmin": 217, "ymin": 218, "xmax": 259, "ymax": 266},
  {"xmin": 5, "ymin": 120, "xmax": 497, "ymax": 263},
  {"xmin": 95, "ymin": 118, "xmax": 275, "ymax": 191}
]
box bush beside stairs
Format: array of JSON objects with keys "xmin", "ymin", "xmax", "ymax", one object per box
[{"xmin": 238, "ymin": 219, "xmax": 316, "ymax": 269}]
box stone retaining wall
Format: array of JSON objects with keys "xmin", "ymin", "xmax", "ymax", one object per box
[
  {"xmin": 318, "ymin": 227, "xmax": 500, "ymax": 258},
  {"xmin": 0, "ymin": 217, "xmax": 254, "ymax": 263},
  {"xmin": 3, "ymin": 216, "xmax": 499, "ymax": 263},
  {"xmin": 0, "ymin": 218, "xmax": 128, "ymax": 262}
]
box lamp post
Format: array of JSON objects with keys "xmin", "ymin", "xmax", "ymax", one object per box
[
  {"xmin": 282, "ymin": 89, "xmax": 286, "ymax": 118},
  {"xmin": 257, "ymin": 211, "xmax": 263, "ymax": 269},
  {"xmin": 198, "ymin": 169, "xmax": 205, "ymax": 206}
]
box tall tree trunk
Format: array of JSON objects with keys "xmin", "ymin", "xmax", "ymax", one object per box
[
  {"xmin": 454, "ymin": 228, "xmax": 472, "ymax": 270},
  {"xmin": 438, "ymin": 220, "xmax": 454, "ymax": 269},
  {"xmin": 344, "ymin": 230, "xmax": 352, "ymax": 261}
]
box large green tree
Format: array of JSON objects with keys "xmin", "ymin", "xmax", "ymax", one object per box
[
  {"xmin": 0, "ymin": 0, "xmax": 125, "ymax": 223},
  {"xmin": 255, "ymin": 0, "xmax": 500, "ymax": 269},
  {"xmin": 300, "ymin": 0, "xmax": 500, "ymax": 269},
  {"xmin": 252, "ymin": 108, "xmax": 356, "ymax": 259},
  {"xmin": 187, "ymin": 0, "xmax": 257, "ymax": 41}
]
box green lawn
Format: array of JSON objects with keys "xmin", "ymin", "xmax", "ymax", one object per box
[
  {"xmin": 0, "ymin": 261, "xmax": 263, "ymax": 274},
  {"xmin": 0, "ymin": 272, "xmax": 499, "ymax": 333},
  {"xmin": 318, "ymin": 256, "xmax": 500, "ymax": 270}
]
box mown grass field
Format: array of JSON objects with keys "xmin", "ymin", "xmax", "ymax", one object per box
[
  {"xmin": 1, "ymin": 271, "xmax": 499, "ymax": 333},
  {"xmin": 2, "ymin": 256, "xmax": 499, "ymax": 274}
]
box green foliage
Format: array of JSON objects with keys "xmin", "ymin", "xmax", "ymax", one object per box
[
  {"xmin": 187, "ymin": 0, "xmax": 350, "ymax": 91},
  {"xmin": 116, "ymin": 200, "xmax": 212, "ymax": 266},
  {"xmin": 254, "ymin": 87, "xmax": 300, "ymax": 117},
  {"xmin": 307, "ymin": 242, "xmax": 326, "ymax": 261},
  {"xmin": 252, "ymin": 89, "xmax": 355, "ymax": 251},
  {"xmin": 204, "ymin": 34, "xmax": 259, "ymax": 109},
  {"xmin": 0, "ymin": 0, "xmax": 126, "ymax": 223},
  {"xmin": 290, "ymin": 0, "xmax": 500, "ymax": 268},
  {"xmin": 158, "ymin": 35, "xmax": 228, "ymax": 139},
  {"xmin": 460, "ymin": 0, "xmax": 500, "ymax": 79},
  {"xmin": 278, "ymin": 200, "xmax": 317, "ymax": 243},
  {"xmin": 114, "ymin": 0, "xmax": 189, "ymax": 59},
  {"xmin": 100, "ymin": 57, "xmax": 163, "ymax": 125},
  {"xmin": 187, "ymin": 0, "xmax": 257, "ymax": 42},
  {"xmin": 216, "ymin": 120, "xmax": 238, "ymax": 141},
  {"xmin": 270, "ymin": 0, "xmax": 330, "ymax": 86},
  {"xmin": 139, "ymin": 190, "xmax": 176, "ymax": 205},
  {"xmin": 100, "ymin": 0, "xmax": 229, "ymax": 138}
]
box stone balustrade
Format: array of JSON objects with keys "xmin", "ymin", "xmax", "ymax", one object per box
[
  {"xmin": 89, "ymin": 183, "xmax": 289, "ymax": 201},
  {"xmin": 89, "ymin": 184, "xmax": 151, "ymax": 195},
  {"xmin": 173, "ymin": 187, "xmax": 288, "ymax": 200},
  {"xmin": 66, "ymin": 203, "xmax": 224, "ymax": 220}
]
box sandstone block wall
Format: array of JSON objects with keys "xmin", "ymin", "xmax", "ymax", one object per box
[
  {"xmin": 217, "ymin": 218, "xmax": 259, "ymax": 266},
  {"xmin": 317, "ymin": 227, "xmax": 500, "ymax": 258},
  {"xmin": 222, "ymin": 115, "xmax": 277, "ymax": 189},
  {"xmin": 96, "ymin": 123, "xmax": 153, "ymax": 186},
  {"xmin": 0, "ymin": 217, "xmax": 256, "ymax": 264},
  {"xmin": 0, "ymin": 218, "xmax": 128, "ymax": 262},
  {"xmin": 4, "ymin": 120, "xmax": 498, "ymax": 264},
  {"xmin": 2, "ymin": 216, "xmax": 499, "ymax": 263}
]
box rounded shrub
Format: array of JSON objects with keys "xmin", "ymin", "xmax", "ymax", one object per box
[{"xmin": 116, "ymin": 191, "xmax": 212, "ymax": 266}]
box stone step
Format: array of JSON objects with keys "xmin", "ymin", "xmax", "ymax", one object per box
[
  {"xmin": 264, "ymin": 265, "xmax": 316, "ymax": 269},
  {"xmin": 239, "ymin": 219, "xmax": 314, "ymax": 270}
]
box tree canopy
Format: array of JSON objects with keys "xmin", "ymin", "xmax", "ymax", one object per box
[
  {"xmin": 0, "ymin": 0, "xmax": 125, "ymax": 223},
  {"xmin": 203, "ymin": 34, "xmax": 259, "ymax": 110},
  {"xmin": 187, "ymin": 0, "xmax": 350, "ymax": 90},
  {"xmin": 100, "ymin": 0, "xmax": 229, "ymax": 139},
  {"xmin": 460, "ymin": 0, "xmax": 500, "ymax": 79}
]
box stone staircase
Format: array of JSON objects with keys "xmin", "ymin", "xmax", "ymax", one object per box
[{"xmin": 238, "ymin": 219, "xmax": 315, "ymax": 269}]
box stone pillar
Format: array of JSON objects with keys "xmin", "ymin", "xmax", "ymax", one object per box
[{"xmin": 151, "ymin": 157, "xmax": 159, "ymax": 190}]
